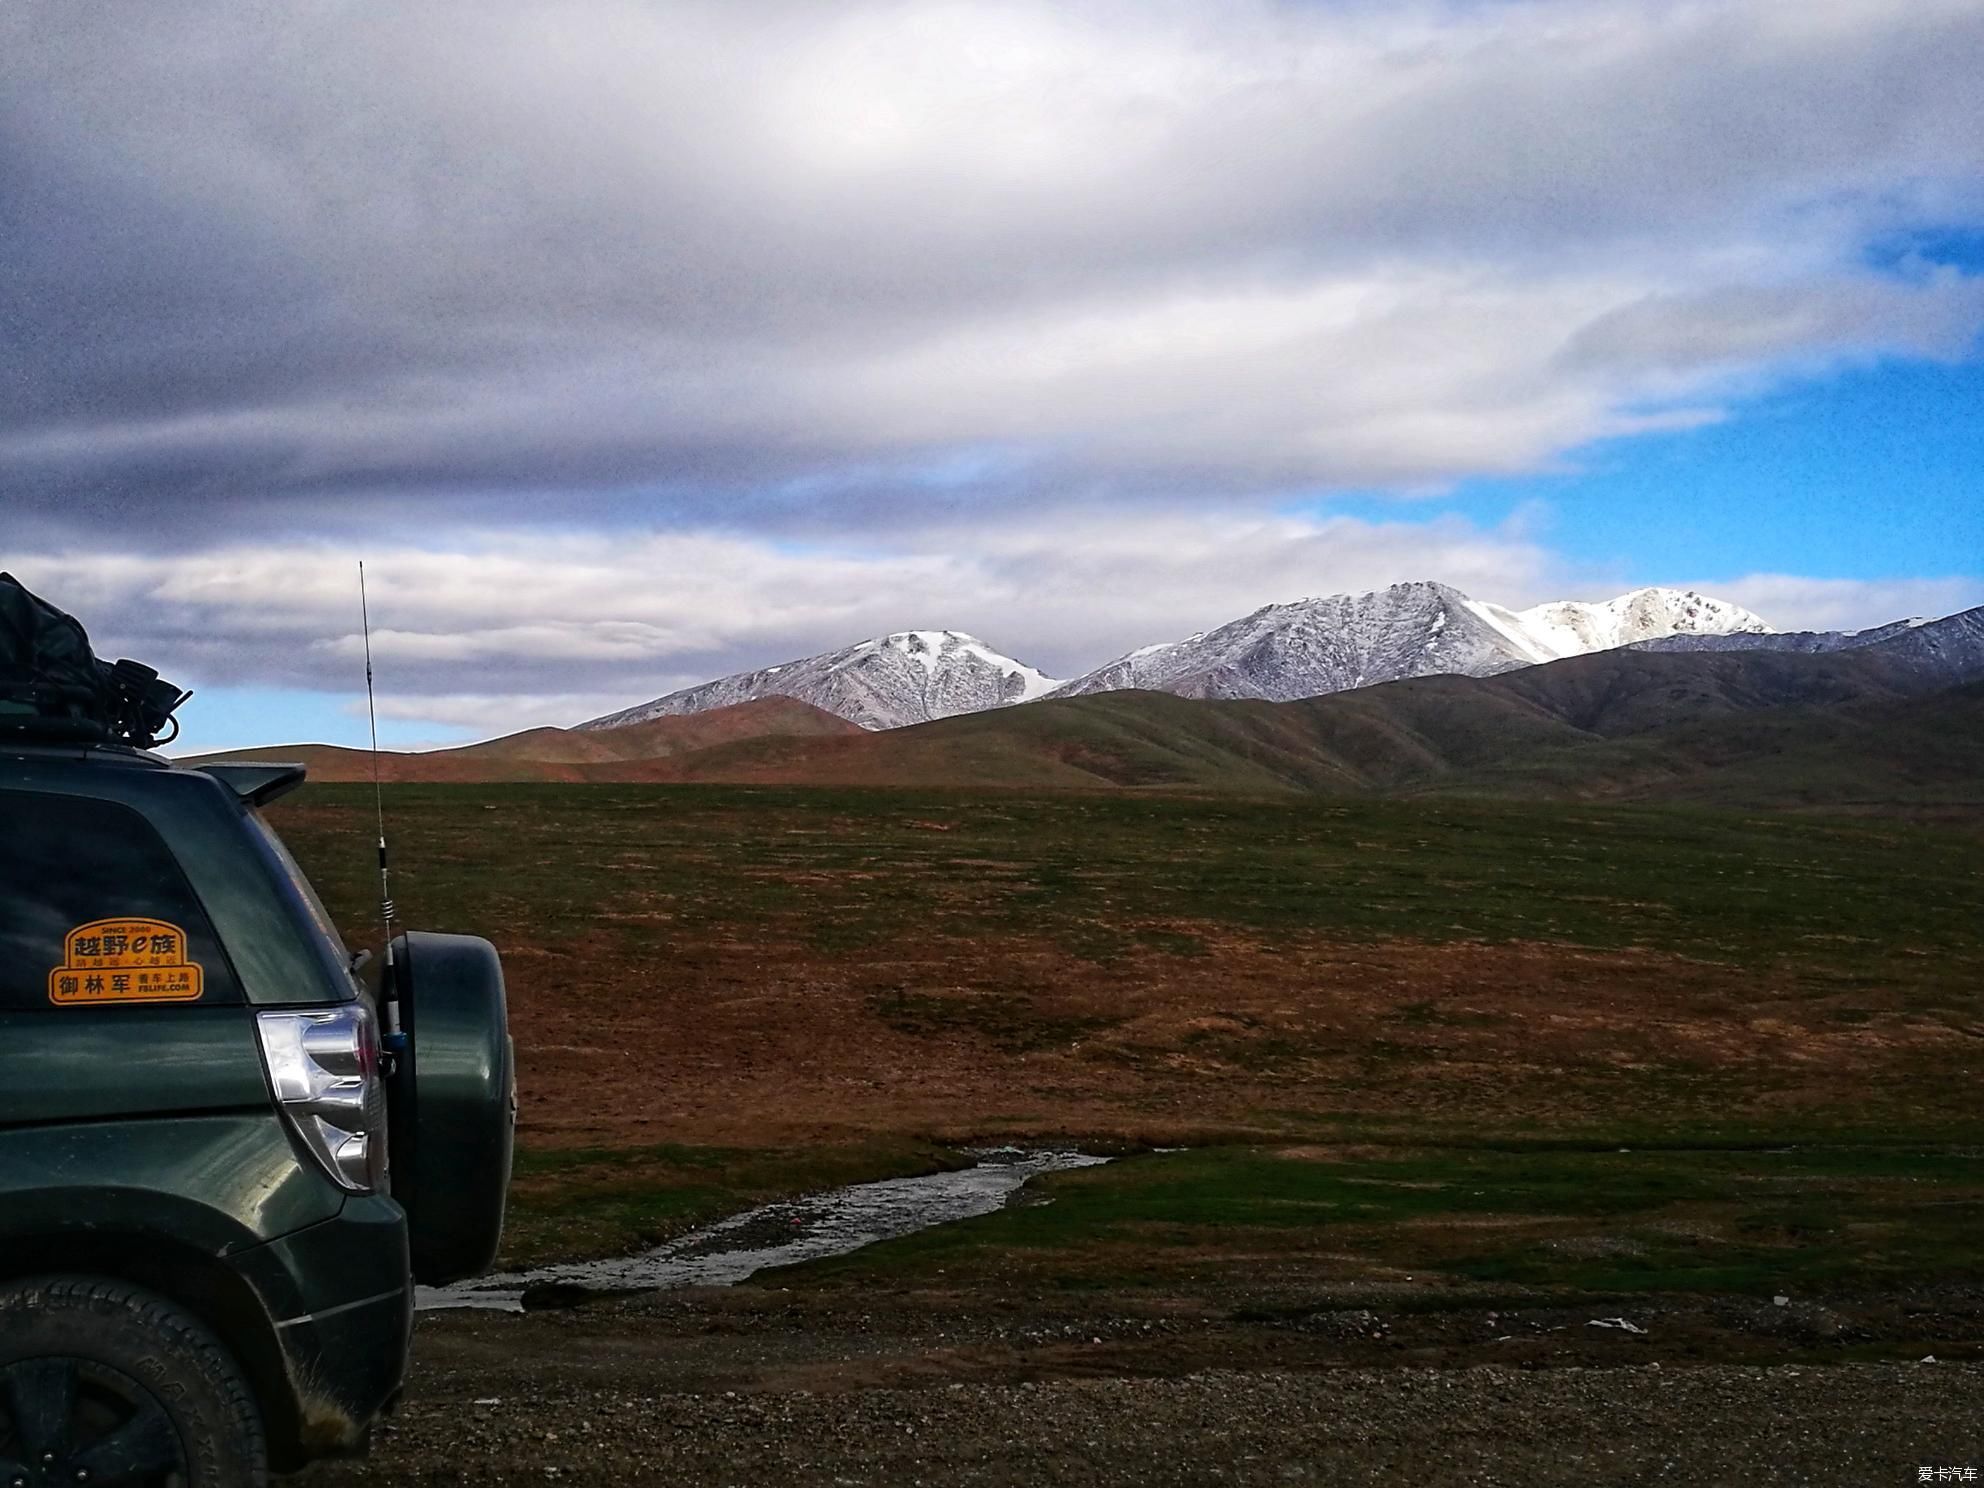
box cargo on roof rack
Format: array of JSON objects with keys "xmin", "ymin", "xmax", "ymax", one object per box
[{"xmin": 0, "ymin": 572, "xmax": 191, "ymax": 748}]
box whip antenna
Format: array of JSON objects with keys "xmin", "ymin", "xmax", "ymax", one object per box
[{"xmin": 359, "ymin": 561, "xmax": 403, "ymax": 1039}]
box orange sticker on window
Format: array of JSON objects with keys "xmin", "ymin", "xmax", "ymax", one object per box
[{"xmin": 48, "ymin": 917, "xmax": 205, "ymax": 1005}]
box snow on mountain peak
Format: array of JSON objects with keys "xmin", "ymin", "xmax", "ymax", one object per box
[
  {"xmin": 1057, "ymin": 581, "xmax": 1772, "ymax": 705},
  {"xmin": 582, "ymin": 628, "xmax": 1063, "ymax": 732},
  {"xmin": 866, "ymin": 630, "xmax": 1060, "ymax": 699},
  {"xmin": 582, "ymin": 582, "xmax": 1777, "ymax": 733},
  {"xmin": 1514, "ymin": 588, "xmax": 1770, "ymax": 660},
  {"xmin": 1461, "ymin": 587, "xmax": 1769, "ymax": 665}
]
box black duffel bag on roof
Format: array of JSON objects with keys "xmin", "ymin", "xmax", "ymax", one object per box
[{"xmin": 0, "ymin": 572, "xmax": 191, "ymax": 748}]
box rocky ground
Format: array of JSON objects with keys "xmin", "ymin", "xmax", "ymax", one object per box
[{"xmin": 312, "ymin": 1288, "xmax": 1984, "ymax": 1485}]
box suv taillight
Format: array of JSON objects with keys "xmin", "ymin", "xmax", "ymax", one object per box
[{"xmin": 255, "ymin": 1004, "xmax": 387, "ymax": 1193}]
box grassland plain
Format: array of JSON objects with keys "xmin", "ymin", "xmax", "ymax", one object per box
[{"xmin": 271, "ymin": 783, "xmax": 1984, "ymax": 1311}]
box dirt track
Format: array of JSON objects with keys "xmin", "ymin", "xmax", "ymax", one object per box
[{"xmin": 314, "ymin": 1293, "xmax": 1984, "ymax": 1485}]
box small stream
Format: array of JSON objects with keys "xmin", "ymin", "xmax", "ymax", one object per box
[{"xmin": 419, "ymin": 1148, "xmax": 1108, "ymax": 1313}]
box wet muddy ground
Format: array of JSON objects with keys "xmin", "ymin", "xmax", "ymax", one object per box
[{"xmin": 424, "ymin": 1151, "xmax": 1108, "ymax": 1312}]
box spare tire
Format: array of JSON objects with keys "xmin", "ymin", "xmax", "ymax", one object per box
[{"xmin": 387, "ymin": 931, "xmax": 515, "ymax": 1286}]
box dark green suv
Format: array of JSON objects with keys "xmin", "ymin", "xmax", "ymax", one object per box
[{"xmin": 1, "ymin": 723, "xmax": 514, "ymax": 1478}]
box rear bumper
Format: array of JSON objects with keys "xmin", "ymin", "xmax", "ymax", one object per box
[{"xmin": 228, "ymin": 1193, "xmax": 413, "ymax": 1468}]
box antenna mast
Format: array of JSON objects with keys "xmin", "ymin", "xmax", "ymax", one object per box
[{"xmin": 359, "ymin": 561, "xmax": 402, "ymax": 1038}]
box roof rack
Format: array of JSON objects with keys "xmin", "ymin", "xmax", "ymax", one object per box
[{"xmin": 1, "ymin": 573, "xmax": 190, "ymax": 749}]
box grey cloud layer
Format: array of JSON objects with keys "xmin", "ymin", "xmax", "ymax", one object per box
[{"xmin": 5, "ymin": 0, "xmax": 1982, "ymax": 531}]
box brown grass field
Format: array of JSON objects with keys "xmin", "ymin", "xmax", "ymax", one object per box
[
  {"xmin": 278, "ymin": 782, "xmax": 1984, "ymax": 1487},
  {"xmin": 268, "ymin": 783, "xmax": 1984, "ymax": 1307}
]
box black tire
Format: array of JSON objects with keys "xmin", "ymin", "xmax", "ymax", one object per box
[{"xmin": 0, "ymin": 1275, "xmax": 267, "ymax": 1488}]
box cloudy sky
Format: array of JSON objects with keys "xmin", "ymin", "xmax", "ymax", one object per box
[{"xmin": 4, "ymin": 0, "xmax": 1981, "ymax": 748}]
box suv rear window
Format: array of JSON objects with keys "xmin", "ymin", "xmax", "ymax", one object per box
[
  {"xmin": 0, "ymin": 789, "xmax": 242, "ymax": 1009},
  {"xmin": 243, "ymin": 809, "xmax": 353, "ymax": 967}
]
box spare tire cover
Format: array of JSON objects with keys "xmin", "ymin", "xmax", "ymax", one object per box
[{"xmin": 389, "ymin": 931, "xmax": 515, "ymax": 1286}]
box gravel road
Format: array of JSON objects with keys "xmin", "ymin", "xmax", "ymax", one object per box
[
  {"xmin": 317, "ymin": 1362, "xmax": 1984, "ymax": 1486},
  {"xmin": 313, "ymin": 1297, "xmax": 1984, "ymax": 1486}
]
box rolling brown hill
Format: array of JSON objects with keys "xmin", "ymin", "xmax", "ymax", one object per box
[
  {"xmin": 631, "ymin": 645, "xmax": 1984, "ymax": 810},
  {"xmin": 193, "ymin": 626, "xmax": 1984, "ymax": 811},
  {"xmin": 187, "ymin": 696, "xmax": 861, "ymax": 782}
]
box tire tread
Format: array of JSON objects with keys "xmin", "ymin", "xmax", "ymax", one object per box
[{"xmin": 0, "ymin": 1273, "xmax": 268, "ymax": 1487}]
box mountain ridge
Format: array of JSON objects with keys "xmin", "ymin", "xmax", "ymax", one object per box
[
  {"xmin": 1054, "ymin": 583, "xmax": 1769, "ymax": 703},
  {"xmin": 583, "ymin": 629, "xmax": 1059, "ymax": 733},
  {"xmin": 202, "ymin": 606, "xmax": 1984, "ymax": 811},
  {"xmin": 586, "ymin": 582, "xmax": 1774, "ymax": 731},
  {"xmin": 628, "ymin": 606, "xmax": 1982, "ymax": 805}
]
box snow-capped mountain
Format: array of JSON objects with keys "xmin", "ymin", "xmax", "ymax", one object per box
[
  {"xmin": 1634, "ymin": 616, "xmax": 1925, "ymax": 656},
  {"xmin": 1483, "ymin": 589, "xmax": 1770, "ymax": 662},
  {"xmin": 581, "ymin": 630, "xmax": 1061, "ymax": 733},
  {"xmin": 1054, "ymin": 584, "xmax": 1771, "ymax": 703},
  {"xmin": 1635, "ymin": 604, "xmax": 1984, "ymax": 683},
  {"xmin": 580, "ymin": 584, "xmax": 1778, "ymax": 733}
]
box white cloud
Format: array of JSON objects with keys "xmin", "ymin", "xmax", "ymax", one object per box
[
  {"xmin": 16, "ymin": 522, "xmax": 1974, "ymax": 742},
  {"xmin": 365, "ymin": 693, "xmax": 648, "ymax": 735},
  {"xmin": 1707, "ymin": 573, "xmax": 1984, "ymax": 633},
  {"xmin": 5, "ymin": 509, "xmax": 1575, "ymax": 735}
]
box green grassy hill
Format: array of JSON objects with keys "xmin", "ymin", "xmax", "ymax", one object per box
[
  {"xmin": 636, "ymin": 650, "xmax": 1982, "ymax": 811},
  {"xmin": 1446, "ymin": 681, "xmax": 1984, "ymax": 810}
]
